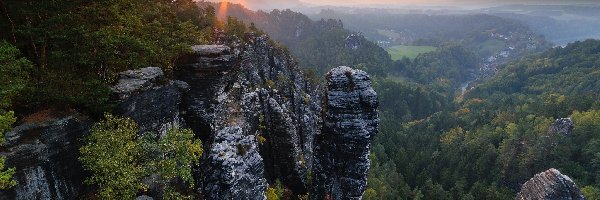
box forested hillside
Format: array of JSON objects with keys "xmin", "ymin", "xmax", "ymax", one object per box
[
  {"xmin": 366, "ymin": 39, "xmax": 600, "ymax": 200},
  {"xmin": 312, "ymin": 10, "xmax": 552, "ymax": 81}
]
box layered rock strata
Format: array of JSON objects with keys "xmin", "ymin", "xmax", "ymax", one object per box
[
  {"xmin": 516, "ymin": 168, "xmax": 585, "ymax": 200},
  {"xmin": 312, "ymin": 66, "xmax": 379, "ymax": 200},
  {"xmin": 175, "ymin": 35, "xmax": 322, "ymax": 199},
  {"xmin": 0, "ymin": 113, "xmax": 90, "ymax": 200}
]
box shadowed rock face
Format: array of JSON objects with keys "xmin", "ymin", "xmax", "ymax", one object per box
[
  {"xmin": 516, "ymin": 168, "xmax": 585, "ymax": 200},
  {"xmin": 312, "ymin": 66, "xmax": 379, "ymax": 200},
  {"xmin": 0, "ymin": 114, "xmax": 90, "ymax": 200},
  {"xmin": 176, "ymin": 35, "xmax": 322, "ymax": 199},
  {"xmin": 112, "ymin": 67, "xmax": 190, "ymax": 136}
]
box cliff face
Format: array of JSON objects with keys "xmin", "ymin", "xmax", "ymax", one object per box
[
  {"xmin": 516, "ymin": 168, "xmax": 585, "ymax": 200},
  {"xmin": 312, "ymin": 66, "xmax": 379, "ymax": 200},
  {"xmin": 112, "ymin": 67, "xmax": 190, "ymax": 136},
  {"xmin": 1, "ymin": 34, "xmax": 379, "ymax": 199},
  {"xmin": 175, "ymin": 35, "xmax": 322, "ymax": 198},
  {"xmin": 0, "ymin": 113, "xmax": 90, "ymax": 200}
]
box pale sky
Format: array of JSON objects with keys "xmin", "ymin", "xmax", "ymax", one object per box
[{"xmin": 208, "ymin": 0, "xmax": 600, "ymax": 10}]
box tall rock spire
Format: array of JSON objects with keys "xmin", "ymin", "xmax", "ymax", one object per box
[{"xmin": 312, "ymin": 66, "xmax": 379, "ymax": 200}]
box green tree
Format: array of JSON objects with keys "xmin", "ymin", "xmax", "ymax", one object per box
[
  {"xmin": 142, "ymin": 128, "xmax": 203, "ymax": 198},
  {"xmin": 0, "ymin": 111, "xmax": 16, "ymax": 189},
  {"xmin": 0, "ymin": 40, "xmax": 31, "ymax": 108},
  {"xmin": 266, "ymin": 179, "xmax": 285, "ymax": 200},
  {"xmin": 79, "ymin": 114, "xmax": 145, "ymax": 199},
  {"xmin": 80, "ymin": 114, "xmax": 204, "ymax": 199},
  {"xmin": 582, "ymin": 186, "xmax": 600, "ymax": 200},
  {"xmin": 0, "ymin": 40, "xmax": 28, "ymax": 189},
  {"xmin": 1, "ymin": 0, "xmax": 213, "ymax": 113}
]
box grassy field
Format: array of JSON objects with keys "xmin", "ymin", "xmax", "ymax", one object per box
[{"xmin": 387, "ymin": 45, "xmax": 437, "ymax": 60}]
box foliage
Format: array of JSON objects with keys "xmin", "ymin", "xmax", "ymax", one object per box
[
  {"xmin": 0, "ymin": 41, "xmax": 25, "ymax": 189},
  {"xmin": 141, "ymin": 128, "xmax": 203, "ymax": 196},
  {"xmin": 266, "ymin": 179, "xmax": 286, "ymax": 200},
  {"xmin": 387, "ymin": 45, "xmax": 437, "ymax": 61},
  {"xmin": 399, "ymin": 43, "xmax": 478, "ymax": 87},
  {"xmin": 0, "ymin": 40, "xmax": 31, "ymax": 108},
  {"xmin": 366, "ymin": 39, "xmax": 600, "ymax": 199},
  {"xmin": 79, "ymin": 114, "xmax": 145, "ymax": 199},
  {"xmin": 266, "ymin": 187, "xmax": 279, "ymax": 200},
  {"xmin": 0, "ymin": 0, "xmax": 215, "ymax": 114},
  {"xmin": 0, "ymin": 111, "xmax": 16, "ymax": 189},
  {"xmin": 80, "ymin": 114, "xmax": 203, "ymax": 199},
  {"xmin": 582, "ymin": 186, "xmax": 600, "ymax": 200}
]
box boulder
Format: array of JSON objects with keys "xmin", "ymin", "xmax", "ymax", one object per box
[
  {"xmin": 516, "ymin": 168, "xmax": 585, "ymax": 200},
  {"xmin": 548, "ymin": 118, "xmax": 574, "ymax": 135}
]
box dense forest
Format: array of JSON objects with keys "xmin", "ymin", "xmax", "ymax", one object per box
[
  {"xmin": 367, "ymin": 39, "xmax": 600, "ymax": 200},
  {"xmin": 0, "ymin": 0, "xmax": 220, "ymax": 115}
]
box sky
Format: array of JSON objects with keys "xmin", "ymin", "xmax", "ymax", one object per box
[{"xmin": 207, "ymin": 0, "xmax": 600, "ymax": 10}]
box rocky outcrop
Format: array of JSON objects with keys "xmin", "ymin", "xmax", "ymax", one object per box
[
  {"xmin": 202, "ymin": 127, "xmax": 266, "ymax": 199},
  {"xmin": 312, "ymin": 66, "xmax": 379, "ymax": 200},
  {"xmin": 0, "ymin": 112, "xmax": 90, "ymax": 200},
  {"xmin": 548, "ymin": 118, "xmax": 574, "ymax": 135},
  {"xmin": 2, "ymin": 34, "xmax": 379, "ymax": 200},
  {"xmin": 516, "ymin": 168, "xmax": 585, "ymax": 200},
  {"xmin": 345, "ymin": 33, "xmax": 362, "ymax": 50},
  {"xmin": 112, "ymin": 67, "xmax": 166, "ymax": 101},
  {"xmin": 112, "ymin": 67, "xmax": 189, "ymax": 135},
  {"xmin": 176, "ymin": 35, "xmax": 322, "ymax": 199}
]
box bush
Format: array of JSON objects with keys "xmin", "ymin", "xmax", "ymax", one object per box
[{"xmin": 80, "ymin": 114, "xmax": 203, "ymax": 199}]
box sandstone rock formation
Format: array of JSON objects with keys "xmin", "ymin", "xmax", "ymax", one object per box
[
  {"xmin": 312, "ymin": 66, "xmax": 379, "ymax": 200},
  {"xmin": 345, "ymin": 33, "xmax": 362, "ymax": 50},
  {"xmin": 0, "ymin": 112, "xmax": 90, "ymax": 200},
  {"xmin": 1, "ymin": 34, "xmax": 379, "ymax": 200},
  {"xmin": 516, "ymin": 168, "xmax": 585, "ymax": 200},
  {"xmin": 176, "ymin": 35, "xmax": 322, "ymax": 199},
  {"xmin": 112, "ymin": 67, "xmax": 166, "ymax": 100},
  {"xmin": 112, "ymin": 67, "xmax": 189, "ymax": 135},
  {"xmin": 548, "ymin": 118, "xmax": 574, "ymax": 135}
]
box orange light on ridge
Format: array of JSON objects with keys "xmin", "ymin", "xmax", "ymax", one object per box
[
  {"xmin": 217, "ymin": 0, "xmax": 250, "ymax": 20},
  {"xmin": 218, "ymin": 1, "xmax": 229, "ymax": 20}
]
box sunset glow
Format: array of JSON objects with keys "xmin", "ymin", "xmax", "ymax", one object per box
[{"xmin": 217, "ymin": 1, "xmax": 228, "ymax": 19}]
